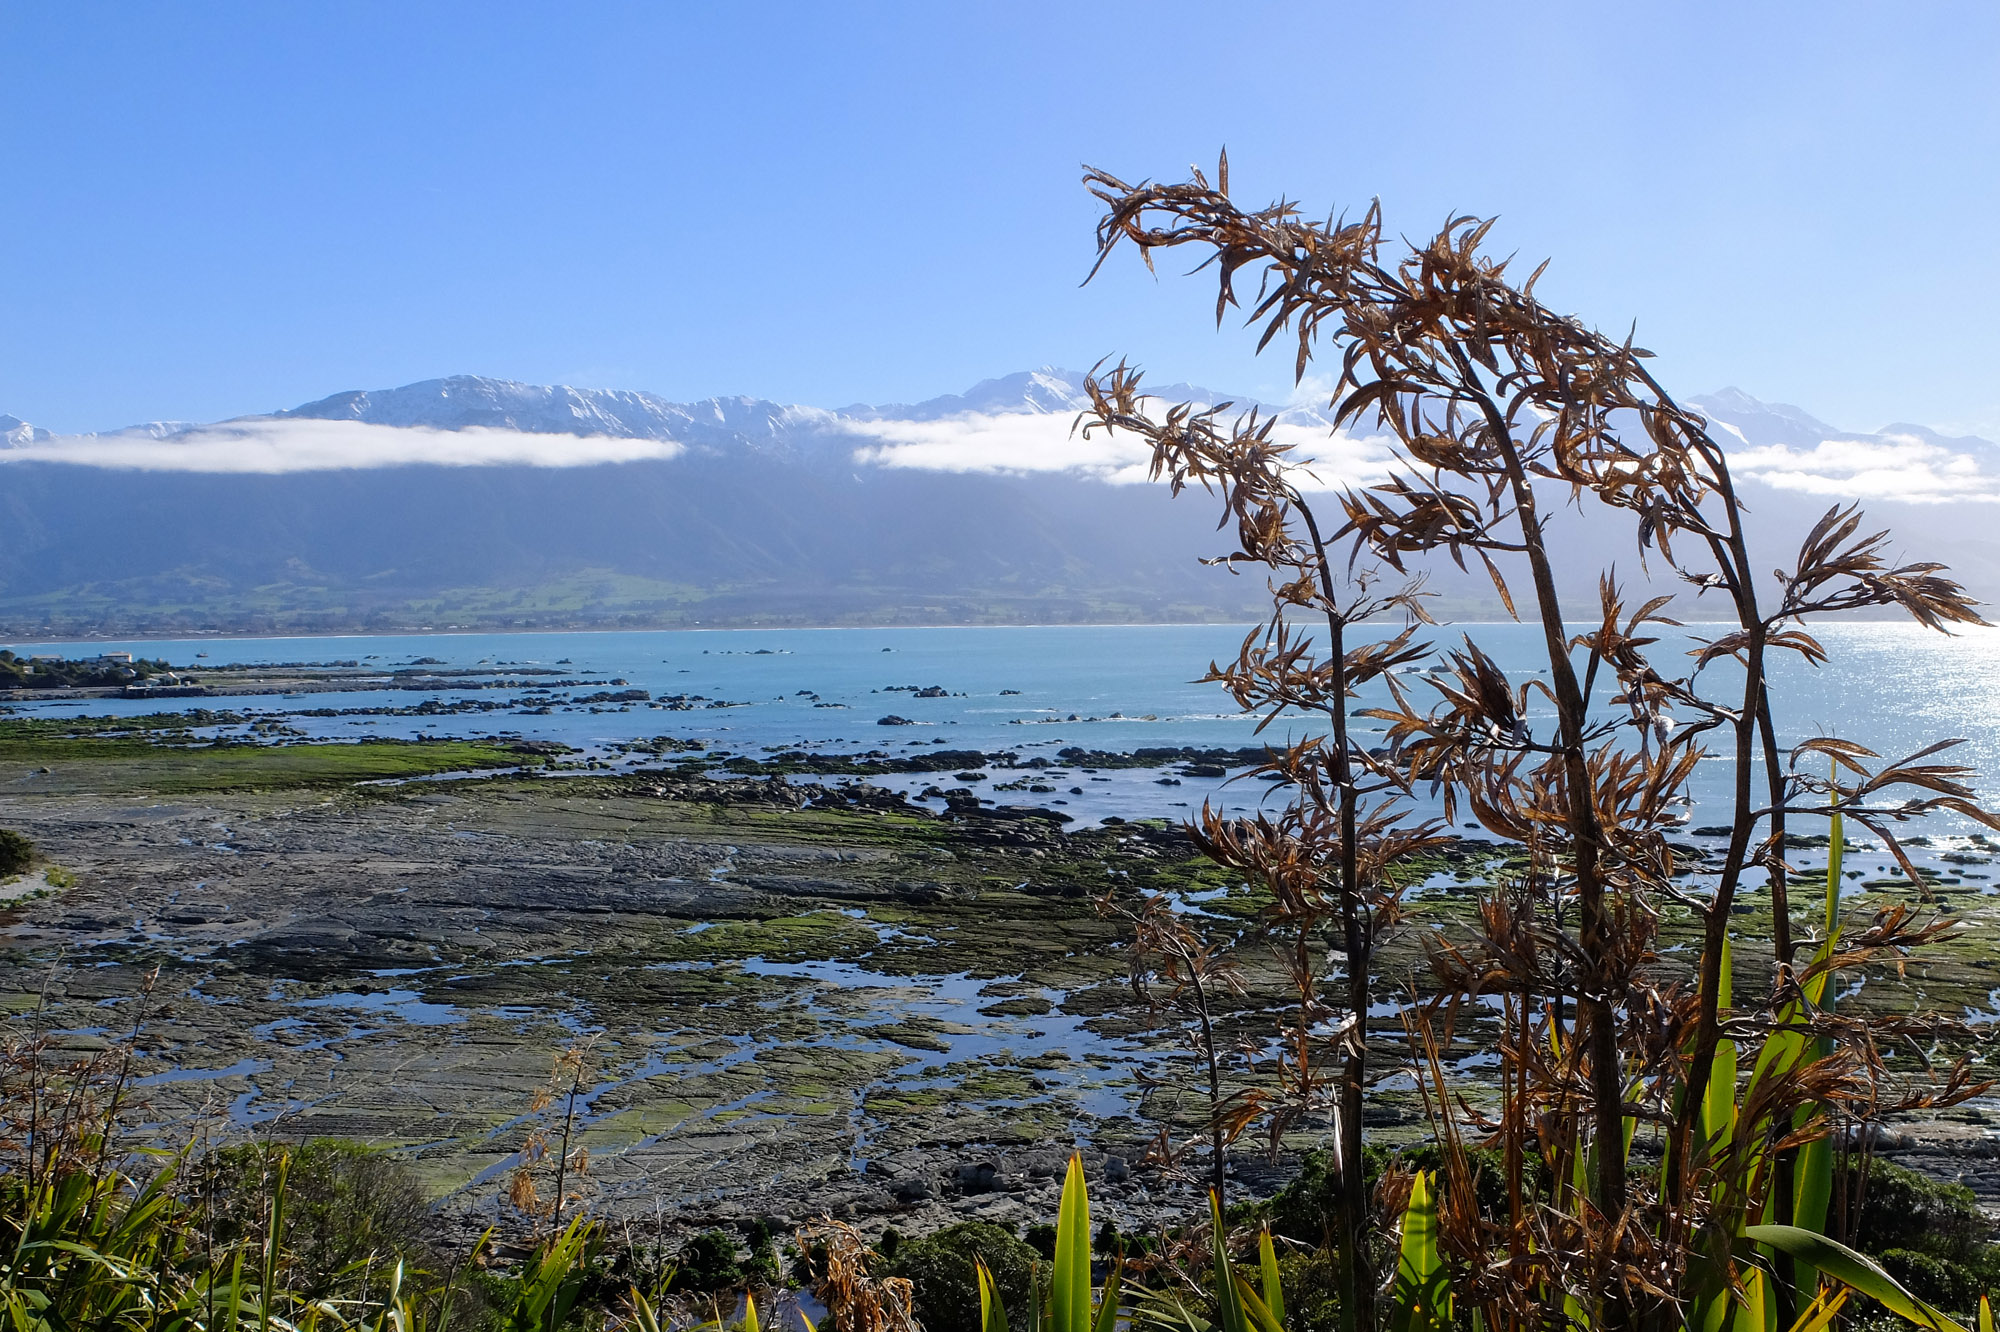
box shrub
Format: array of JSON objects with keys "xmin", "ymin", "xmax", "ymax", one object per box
[
  {"xmin": 884, "ymin": 1221, "xmax": 1041, "ymax": 1332},
  {"xmin": 1276, "ymin": 1250, "xmax": 1343, "ymax": 1332},
  {"xmin": 0, "ymin": 829, "xmax": 32, "ymax": 877},
  {"xmin": 1878, "ymin": 1249, "xmax": 1978, "ymax": 1316},
  {"xmin": 1850, "ymin": 1159, "xmax": 2000, "ymax": 1314},
  {"xmin": 673, "ymin": 1230, "xmax": 744, "ymax": 1293},
  {"xmin": 1852, "ymin": 1158, "xmax": 1993, "ymax": 1260},
  {"xmin": 202, "ymin": 1139, "xmax": 433, "ymax": 1299},
  {"xmin": 743, "ymin": 1217, "xmax": 780, "ymax": 1286}
]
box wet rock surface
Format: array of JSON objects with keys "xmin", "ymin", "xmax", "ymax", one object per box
[
  {"xmin": 0, "ymin": 770, "xmax": 1254, "ymax": 1234},
  {"xmin": 6, "ymin": 756, "xmax": 2000, "ymax": 1237}
]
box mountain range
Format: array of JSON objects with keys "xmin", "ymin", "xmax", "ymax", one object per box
[{"xmin": 1, "ymin": 370, "xmax": 1996, "ymax": 637}]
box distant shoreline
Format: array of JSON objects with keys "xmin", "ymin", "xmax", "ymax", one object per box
[{"xmin": 0, "ymin": 612, "xmax": 1933, "ymax": 649}]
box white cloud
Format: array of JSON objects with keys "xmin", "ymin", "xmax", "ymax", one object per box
[
  {"xmin": 19, "ymin": 401, "xmax": 1975, "ymax": 512},
  {"xmin": 838, "ymin": 410, "xmax": 1399, "ymax": 489},
  {"xmin": 841, "ymin": 406, "xmax": 2000, "ymax": 510},
  {"xmin": 1731, "ymin": 432, "xmax": 2000, "ymax": 504},
  {"xmin": 0, "ymin": 418, "xmax": 684, "ymax": 473},
  {"xmin": 1284, "ymin": 373, "xmax": 1341, "ymax": 411},
  {"xmin": 841, "ymin": 412, "xmax": 1152, "ymax": 481}
]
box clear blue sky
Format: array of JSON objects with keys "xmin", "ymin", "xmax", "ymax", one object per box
[{"xmin": 3, "ymin": 1, "xmax": 1996, "ymax": 437}]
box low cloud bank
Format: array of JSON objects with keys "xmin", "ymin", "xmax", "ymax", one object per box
[
  {"xmin": 6, "ymin": 401, "xmax": 1994, "ymax": 506},
  {"xmin": 838, "ymin": 410, "xmax": 1401, "ymax": 489},
  {"xmin": 0, "ymin": 418, "xmax": 684, "ymax": 473},
  {"xmin": 1730, "ymin": 432, "xmax": 2000, "ymax": 504}
]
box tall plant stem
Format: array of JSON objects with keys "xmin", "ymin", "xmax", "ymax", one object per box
[
  {"xmin": 1663, "ymin": 428, "xmax": 1778, "ymax": 1238},
  {"xmin": 551, "ymin": 1066, "xmax": 584, "ymax": 1235},
  {"xmin": 1186, "ymin": 961, "xmax": 1227, "ymax": 1201},
  {"xmin": 1458, "ymin": 362, "xmax": 1628, "ymax": 1326},
  {"xmin": 1297, "ymin": 498, "xmax": 1372, "ymax": 1332}
]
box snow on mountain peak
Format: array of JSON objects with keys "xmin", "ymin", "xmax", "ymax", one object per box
[
  {"xmin": 2, "ymin": 376, "xmax": 1991, "ymax": 501},
  {"xmin": 0, "ymin": 415, "xmax": 51, "ymax": 448},
  {"xmin": 1690, "ymin": 390, "xmax": 2000, "ymax": 504}
]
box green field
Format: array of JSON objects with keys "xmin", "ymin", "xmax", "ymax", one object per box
[{"xmin": 0, "ymin": 728, "xmax": 534, "ymax": 794}]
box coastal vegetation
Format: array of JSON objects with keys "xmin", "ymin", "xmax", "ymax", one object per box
[
  {"xmin": 0, "ymin": 651, "xmax": 174, "ymax": 690},
  {"xmin": 1069, "ymin": 157, "xmax": 1999, "ymax": 1328},
  {"xmin": 0, "ymin": 710, "xmax": 553, "ymax": 795},
  {"xmin": 0, "ymin": 831, "xmax": 29, "ymax": 878},
  {"xmin": 9, "ymin": 1085, "xmax": 2000, "ymax": 1332}
]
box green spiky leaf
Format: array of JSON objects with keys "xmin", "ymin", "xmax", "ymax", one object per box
[
  {"xmin": 1054, "ymin": 1154, "xmax": 1092, "ymax": 1332},
  {"xmin": 1389, "ymin": 1170, "xmax": 1450, "ymax": 1332},
  {"xmin": 1744, "ymin": 1225, "xmax": 1969, "ymax": 1332}
]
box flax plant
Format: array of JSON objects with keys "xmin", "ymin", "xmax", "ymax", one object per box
[
  {"xmin": 1080, "ymin": 154, "xmax": 1998, "ymax": 1331},
  {"xmin": 510, "ymin": 1041, "xmax": 598, "ymax": 1235},
  {"xmin": 1083, "ymin": 359, "xmax": 1448, "ymax": 1332},
  {"xmin": 1100, "ymin": 887, "xmax": 1247, "ymax": 1197}
]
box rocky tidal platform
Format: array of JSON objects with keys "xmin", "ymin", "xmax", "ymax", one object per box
[{"xmin": 6, "ymin": 740, "xmax": 2000, "ymax": 1241}]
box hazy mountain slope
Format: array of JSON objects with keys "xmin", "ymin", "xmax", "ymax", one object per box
[
  {"xmin": 0, "ymin": 372, "xmax": 1991, "ymax": 636},
  {"xmin": 0, "ymin": 443, "xmax": 1277, "ymax": 635}
]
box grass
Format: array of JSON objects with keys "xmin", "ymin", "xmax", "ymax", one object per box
[{"xmin": 0, "ymin": 733, "xmax": 537, "ymax": 793}]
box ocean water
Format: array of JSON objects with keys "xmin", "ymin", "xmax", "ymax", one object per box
[{"xmin": 5, "ymin": 622, "xmax": 1999, "ymax": 843}]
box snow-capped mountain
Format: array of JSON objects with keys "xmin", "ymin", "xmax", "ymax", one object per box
[
  {"xmin": 0, "ymin": 415, "xmax": 51, "ymax": 448},
  {"xmin": 280, "ymin": 375, "xmax": 838, "ymax": 456},
  {"xmin": 0, "ymin": 367, "xmax": 1337, "ymax": 464},
  {"xmin": 0, "ymin": 371, "xmax": 1992, "ymax": 635}
]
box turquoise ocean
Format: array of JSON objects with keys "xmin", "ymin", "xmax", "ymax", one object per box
[{"xmin": 4, "ymin": 622, "xmax": 1997, "ymax": 856}]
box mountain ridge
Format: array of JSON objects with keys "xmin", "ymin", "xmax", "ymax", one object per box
[
  {"xmin": 1, "ymin": 371, "xmax": 1995, "ymax": 638},
  {"xmin": 1, "ymin": 367, "xmax": 1337, "ymax": 451},
  {"xmin": 9, "ymin": 367, "xmax": 1985, "ymax": 464}
]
